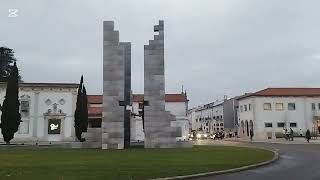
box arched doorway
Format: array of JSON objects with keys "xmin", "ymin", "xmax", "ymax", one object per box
[
  {"xmin": 245, "ymin": 120, "xmax": 249, "ymax": 136},
  {"xmin": 249, "ymin": 120, "xmax": 254, "ymax": 132},
  {"xmin": 241, "ymin": 121, "xmax": 244, "ymax": 134}
]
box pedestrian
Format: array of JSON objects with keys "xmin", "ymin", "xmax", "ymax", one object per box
[
  {"xmin": 299, "ymin": 129, "xmax": 303, "ymax": 137},
  {"xmin": 283, "ymin": 128, "xmax": 287, "ymax": 140},
  {"xmin": 306, "ymin": 129, "xmax": 311, "ymax": 143},
  {"xmin": 290, "ymin": 128, "xmax": 294, "ymax": 141},
  {"xmin": 229, "ymin": 131, "xmax": 232, "ymax": 138},
  {"xmin": 250, "ymin": 129, "xmax": 254, "ymax": 141}
]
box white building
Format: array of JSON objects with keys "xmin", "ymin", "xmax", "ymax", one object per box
[
  {"xmin": 0, "ymin": 82, "xmax": 78, "ymax": 143},
  {"xmin": 0, "ymin": 81, "xmax": 189, "ymax": 144},
  {"xmin": 189, "ymin": 101, "xmax": 224, "ymax": 134},
  {"xmin": 87, "ymin": 93, "xmax": 190, "ymax": 142},
  {"xmin": 237, "ymin": 88, "xmax": 320, "ymax": 140}
]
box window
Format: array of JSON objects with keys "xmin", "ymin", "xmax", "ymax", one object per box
[
  {"xmin": 216, "ymin": 123, "xmax": 219, "ymax": 126},
  {"xmin": 89, "ymin": 118, "xmax": 102, "ymax": 128},
  {"xmin": 318, "ymin": 103, "xmax": 320, "ymax": 110},
  {"xmin": 249, "ymin": 104, "xmax": 252, "ymax": 111},
  {"xmin": 277, "ymin": 122, "xmax": 285, "ymax": 128},
  {"xmin": 240, "ymin": 105, "xmax": 243, "ymax": 112},
  {"xmin": 312, "ymin": 103, "xmax": 316, "ymax": 111},
  {"xmin": 265, "ymin": 123, "xmax": 273, "ymax": 128},
  {"xmin": 288, "ymin": 103, "xmax": 296, "ymax": 111},
  {"xmin": 290, "ymin": 123, "xmax": 297, "ymax": 128},
  {"xmin": 244, "ymin": 105, "xmax": 248, "ymax": 111},
  {"xmin": 18, "ymin": 121, "xmax": 29, "ymax": 134},
  {"xmin": 275, "ymin": 103, "xmax": 284, "ymax": 111},
  {"xmin": 263, "ymin": 103, "xmax": 272, "ymax": 110},
  {"xmin": 20, "ymin": 100, "xmax": 30, "ymax": 117},
  {"xmin": 220, "ymin": 123, "xmax": 224, "ymax": 126},
  {"xmin": 138, "ymin": 103, "xmax": 144, "ymax": 109}
]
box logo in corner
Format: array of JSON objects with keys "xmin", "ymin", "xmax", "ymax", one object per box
[{"xmin": 8, "ymin": 9, "xmax": 19, "ymax": 18}]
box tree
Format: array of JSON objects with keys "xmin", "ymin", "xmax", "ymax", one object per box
[
  {"xmin": 0, "ymin": 47, "xmax": 21, "ymax": 82},
  {"xmin": 74, "ymin": 76, "xmax": 88, "ymax": 142},
  {"xmin": 82, "ymin": 85, "xmax": 88, "ymax": 133},
  {"xmin": 0, "ymin": 62, "xmax": 22, "ymax": 144}
]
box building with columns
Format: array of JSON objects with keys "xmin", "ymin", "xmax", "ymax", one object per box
[
  {"xmin": 0, "ymin": 82, "xmax": 189, "ymax": 144},
  {"xmin": 0, "ymin": 82, "xmax": 78, "ymax": 143}
]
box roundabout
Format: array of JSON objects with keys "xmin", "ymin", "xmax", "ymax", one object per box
[{"xmin": 0, "ymin": 145, "xmax": 274, "ymax": 180}]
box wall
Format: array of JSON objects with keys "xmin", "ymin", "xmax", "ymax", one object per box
[
  {"xmin": 239, "ymin": 96, "xmax": 319, "ymax": 140},
  {"xmin": 223, "ymin": 98, "xmax": 238, "ymax": 131},
  {"xmin": 0, "ymin": 86, "xmax": 77, "ymax": 142}
]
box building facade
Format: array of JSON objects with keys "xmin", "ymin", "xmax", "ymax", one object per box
[
  {"xmin": 87, "ymin": 93, "xmax": 190, "ymax": 142},
  {"xmin": 237, "ymin": 88, "xmax": 320, "ymax": 140},
  {"xmin": 0, "ymin": 83, "xmax": 78, "ymax": 143},
  {"xmin": 189, "ymin": 101, "xmax": 225, "ymax": 134}
]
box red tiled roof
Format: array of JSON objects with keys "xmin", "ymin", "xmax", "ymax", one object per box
[
  {"xmin": 164, "ymin": 94, "xmax": 187, "ymax": 102},
  {"xmin": 88, "ymin": 94, "xmax": 187, "ymax": 104},
  {"xmin": 88, "ymin": 95, "xmax": 103, "ymax": 104},
  {"xmin": 238, "ymin": 88, "xmax": 320, "ymax": 100},
  {"xmin": 133, "ymin": 94, "xmax": 144, "ymax": 102},
  {"xmin": 132, "ymin": 94, "xmax": 187, "ymax": 102},
  {"xmin": 88, "ymin": 107, "xmax": 102, "ymax": 116}
]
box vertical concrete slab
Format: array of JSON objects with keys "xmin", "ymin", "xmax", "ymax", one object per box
[
  {"xmin": 103, "ymin": 21, "xmax": 131, "ymax": 149},
  {"xmin": 121, "ymin": 42, "xmax": 132, "ymax": 148},
  {"xmin": 144, "ymin": 20, "xmax": 191, "ymax": 148}
]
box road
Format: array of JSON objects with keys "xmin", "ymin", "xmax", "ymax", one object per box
[{"xmin": 193, "ymin": 141, "xmax": 320, "ymax": 180}]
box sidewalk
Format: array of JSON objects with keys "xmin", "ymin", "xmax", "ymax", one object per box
[{"xmin": 226, "ymin": 137, "xmax": 320, "ymax": 145}]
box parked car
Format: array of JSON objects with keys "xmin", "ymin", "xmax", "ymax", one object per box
[{"xmin": 214, "ymin": 132, "xmax": 225, "ymax": 140}]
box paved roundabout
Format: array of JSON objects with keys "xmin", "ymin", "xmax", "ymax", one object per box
[{"xmin": 193, "ymin": 141, "xmax": 320, "ymax": 180}]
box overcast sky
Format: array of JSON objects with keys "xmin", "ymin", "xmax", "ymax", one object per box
[{"xmin": 1, "ymin": 0, "xmax": 320, "ymax": 107}]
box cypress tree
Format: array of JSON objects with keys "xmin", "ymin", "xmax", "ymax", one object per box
[
  {"xmin": 74, "ymin": 76, "xmax": 83, "ymax": 141},
  {"xmin": 74, "ymin": 76, "xmax": 88, "ymax": 142},
  {"xmin": 0, "ymin": 62, "xmax": 21, "ymax": 144},
  {"xmin": 81, "ymin": 86, "xmax": 88, "ymax": 134}
]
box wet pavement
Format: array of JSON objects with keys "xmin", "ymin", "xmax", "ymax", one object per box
[{"xmin": 192, "ymin": 140, "xmax": 320, "ymax": 180}]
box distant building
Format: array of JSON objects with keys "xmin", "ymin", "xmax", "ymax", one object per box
[
  {"xmin": 189, "ymin": 101, "xmax": 226, "ymax": 134},
  {"xmin": 237, "ymin": 88, "xmax": 320, "ymax": 140},
  {"xmin": 188, "ymin": 98, "xmax": 239, "ymax": 136}
]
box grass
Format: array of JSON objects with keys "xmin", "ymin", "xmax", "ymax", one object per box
[{"xmin": 0, "ymin": 146, "xmax": 274, "ymax": 180}]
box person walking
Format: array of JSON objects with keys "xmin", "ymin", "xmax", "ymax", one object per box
[
  {"xmin": 306, "ymin": 129, "xmax": 311, "ymax": 143},
  {"xmin": 299, "ymin": 129, "xmax": 303, "ymax": 137},
  {"xmin": 249, "ymin": 129, "xmax": 254, "ymax": 141},
  {"xmin": 290, "ymin": 128, "xmax": 294, "ymax": 141},
  {"xmin": 283, "ymin": 128, "xmax": 287, "ymax": 140}
]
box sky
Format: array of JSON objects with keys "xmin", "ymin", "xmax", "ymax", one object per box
[{"xmin": 1, "ymin": 0, "xmax": 320, "ymax": 107}]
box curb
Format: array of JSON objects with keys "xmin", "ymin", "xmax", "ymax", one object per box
[
  {"xmin": 226, "ymin": 139, "xmax": 319, "ymax": 145},
  {"xmin": 152, "ymin": 147, "xmax": 279, "ymax": 180}
]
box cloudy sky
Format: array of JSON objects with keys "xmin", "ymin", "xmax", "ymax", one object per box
[{"xmin": 1, "ymin": 0, "xmax": 320, "ymax": 107}]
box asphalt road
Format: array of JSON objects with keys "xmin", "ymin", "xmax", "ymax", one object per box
[{"xmin": 193, "ymin": 142, "xmax": 320, "ymax": 180}]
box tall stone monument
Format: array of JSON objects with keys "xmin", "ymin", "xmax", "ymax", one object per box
[
  {"xmin": 102, "ymin": 21, "xmax": 131, "ymax": 149},
  {"xmin": 144, "ymin": 20, "xmax": 188, "ymax": 148}
]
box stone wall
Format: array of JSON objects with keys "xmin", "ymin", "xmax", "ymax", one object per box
[
  {"xmin": 144, "ymin": 20, "xmax": 191, "ymax": 148},
  {"xmin": 102, "ymin": 21, "xmax": 131, "ymax": 149}
]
